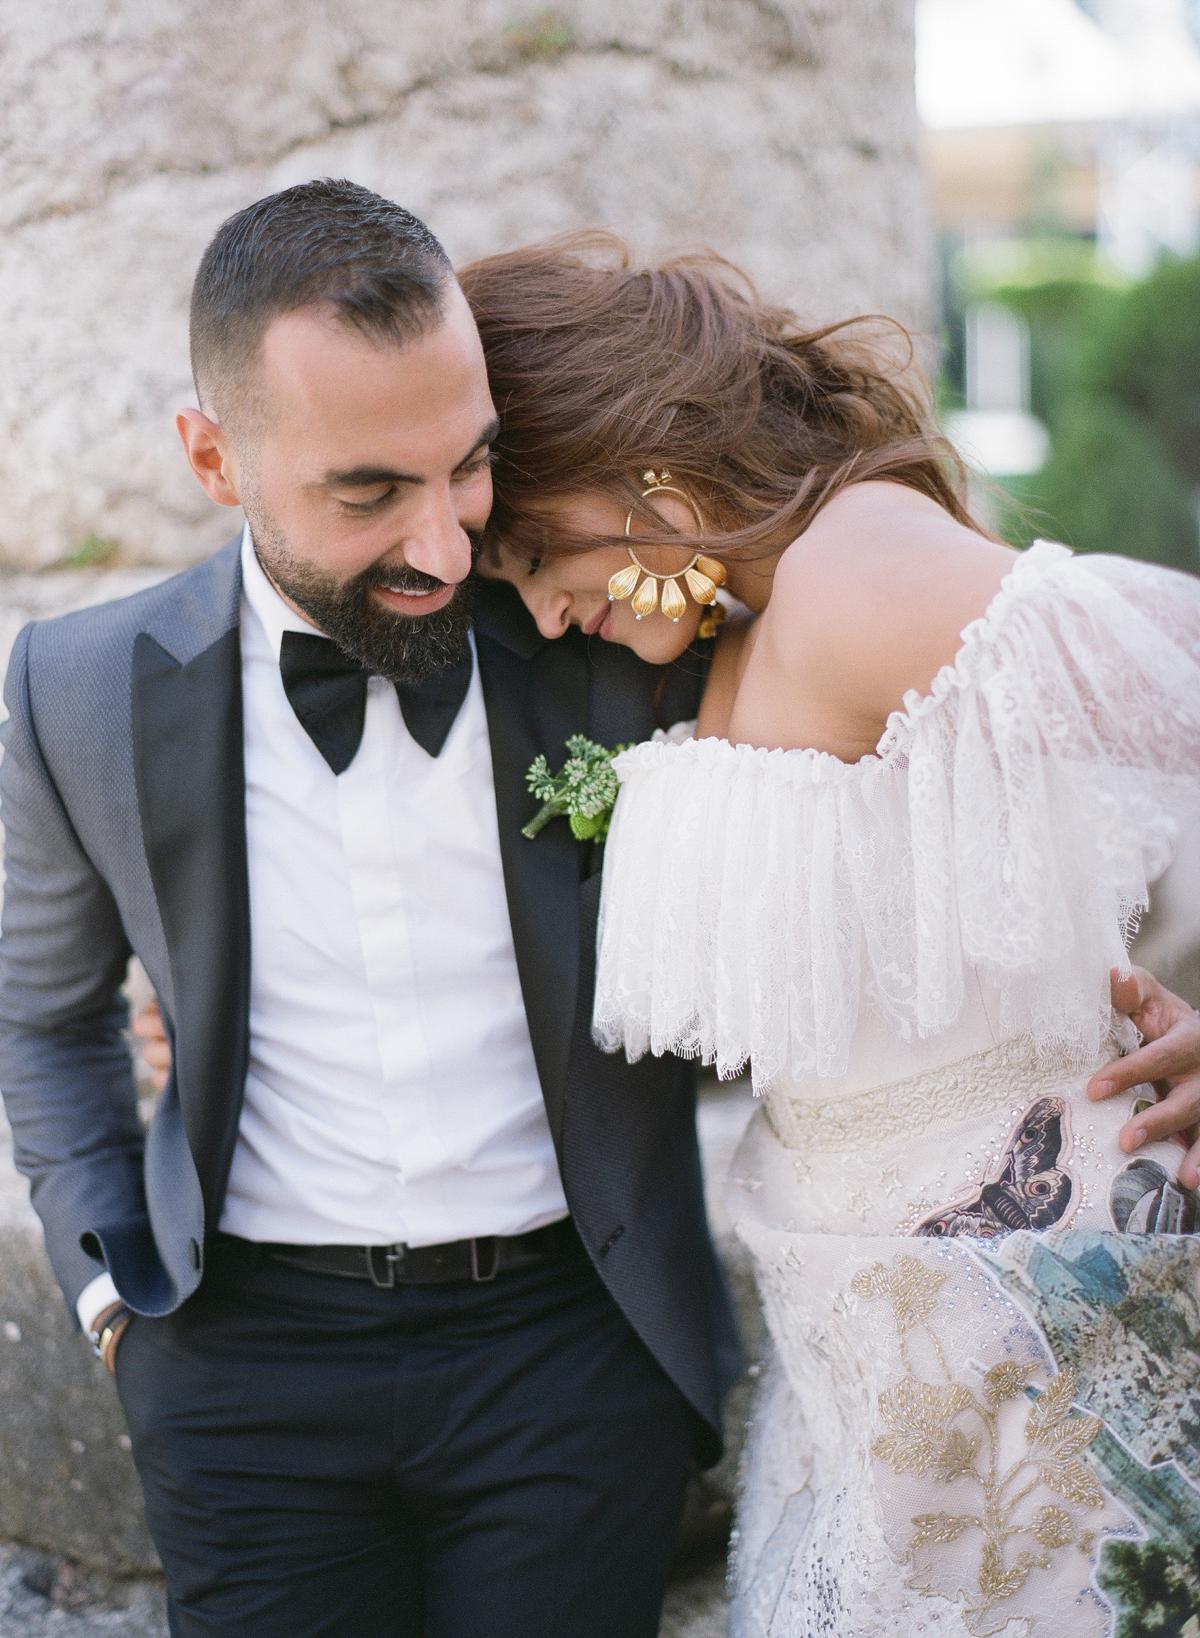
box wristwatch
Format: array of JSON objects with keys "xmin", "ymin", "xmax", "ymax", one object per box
[{"xmin": 87, "ymin": 1302, "xmax": 132, "ymax": 1372}]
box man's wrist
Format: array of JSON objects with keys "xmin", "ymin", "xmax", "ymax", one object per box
[{"xmin": 77, "ymin": 1272, "xmax": 121, "ymax": 1335}]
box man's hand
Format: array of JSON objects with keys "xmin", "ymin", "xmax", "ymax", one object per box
[
  {"xmin": 131, "ymin": 999, "xmax": 171, "ymax": 1095},
  {"xmin": 1088, "ymin": 966, "xmax": 1200, "ymax": 1188}
]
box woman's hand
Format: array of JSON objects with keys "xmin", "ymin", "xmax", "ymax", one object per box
[
  {"xmin": 131, "ymin": 999, "xmax": 171, "ymax": 1095},
  {"xmin": 1088, "ymin": 966, "xmax": 1200, "ymax": 1188}
]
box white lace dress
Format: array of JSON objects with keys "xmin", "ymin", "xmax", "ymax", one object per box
[{"xmin": 593, "ymin": 543, "xmax": 1200, "ymax": 1637}]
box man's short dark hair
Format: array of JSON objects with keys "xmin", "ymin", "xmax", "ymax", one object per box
[{"xmin": 190, "ymin": 178, "xmax": 453, "ymax": 431}]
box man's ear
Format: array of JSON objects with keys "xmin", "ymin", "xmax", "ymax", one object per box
[{"xmin": 176, "ymin": 408, "xmax": 243, "ymax": 508}]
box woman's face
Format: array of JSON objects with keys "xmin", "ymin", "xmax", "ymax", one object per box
[{"xmin": 478, "ymin": 492, "xmax": 707, "ymax": 665}]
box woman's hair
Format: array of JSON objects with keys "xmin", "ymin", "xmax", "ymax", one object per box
[{"xmin": 457, "ymin": 230, "xmax": 982, "ymax": 563}]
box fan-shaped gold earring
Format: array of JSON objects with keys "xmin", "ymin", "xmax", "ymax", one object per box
[{"xmin": 608, "ymin": 469, "xmax": 728, "ymax": 627}]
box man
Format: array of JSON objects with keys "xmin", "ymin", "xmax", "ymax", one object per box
[
  {"xmin": 2, "ymin": 179, "xmax": 1198, "ymax": 1637},
  {"xmin": 0, "ymin": 180, "xmax": 740, "ymax": 1637}
]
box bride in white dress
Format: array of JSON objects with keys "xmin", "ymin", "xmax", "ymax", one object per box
[{"xmin": 464, "ymin": 235, "xmax": 1200, "ymax": 1636}]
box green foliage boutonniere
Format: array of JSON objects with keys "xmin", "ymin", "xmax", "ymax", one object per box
[{"xmin": 523, "ymin": 735, "xmax": 627, "ymax": 842}]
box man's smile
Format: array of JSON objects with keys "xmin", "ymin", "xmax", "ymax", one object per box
[{"xmin": 370, "ymin": 581, "xmax": 457, "ymax": 616}]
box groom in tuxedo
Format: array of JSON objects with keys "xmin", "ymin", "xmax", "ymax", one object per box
[{"xmin": 0, "ymin": 179, "xmax": 741, "ymax": 1636}]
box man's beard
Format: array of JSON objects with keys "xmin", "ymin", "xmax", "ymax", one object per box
[{"xmin": 248, "ymin": 508, "xmax": 478, "ymax": 684}]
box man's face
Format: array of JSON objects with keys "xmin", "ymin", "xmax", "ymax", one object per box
[{"xmin": 223, "ymin": 283, "xmax": 497, "ymax": 681}]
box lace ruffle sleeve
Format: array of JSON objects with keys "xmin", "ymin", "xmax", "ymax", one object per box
[{"xmin": 592, "ymin": 543, "xmax": 1200, "ymax": 1089}]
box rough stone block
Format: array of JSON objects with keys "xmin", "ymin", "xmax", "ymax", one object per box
[
  {"xmin": 0, "ymin": 0, "xmax": 929, "ymax": 569},
  {"xmin": 0, "ymin": 1544, "xmax": 164, "ymax": 1636},
  {"xmin": 660, "ymin": 1557, "xmax": 729, "ymax": 1637},
  {"xmin": 0, "ymin": 1123, "xmax": 157, "ymax": 1575}
]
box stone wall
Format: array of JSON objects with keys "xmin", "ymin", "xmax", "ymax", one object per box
[{"xmin": 0, "ymin": 0, "xmax": 930, "ymax": 569}]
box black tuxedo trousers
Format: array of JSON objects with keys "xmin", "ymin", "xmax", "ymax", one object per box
[{"xmin": 115, "ymin": 1228, "xmax": 695, "ymax": 1637}]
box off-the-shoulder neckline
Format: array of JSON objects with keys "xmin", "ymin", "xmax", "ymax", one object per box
[{"xmin": 620, "ymin": 540, "xmax": 1074, "ymax": 783}]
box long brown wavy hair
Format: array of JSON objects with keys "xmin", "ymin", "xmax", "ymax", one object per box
[{"xmin": 458, "ymin": 231, "xmax": 982, "ymax": 565}]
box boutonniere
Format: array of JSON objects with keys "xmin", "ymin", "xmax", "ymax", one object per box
[{"xmin": 523, "ymin": 735, "xmax": 627, "ymax": 842}]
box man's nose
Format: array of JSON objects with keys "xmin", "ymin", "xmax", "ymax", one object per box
[{"xmin": 402, "ymin": 486, "xmax": 475, "ymax": 585}]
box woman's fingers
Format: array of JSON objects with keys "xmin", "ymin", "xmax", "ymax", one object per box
[
  {"xmin": 1091, "ymin": 966, "xmax": 1200, "ymax": 1103},
  {"xmin": 131, "ymin": 998, "xmax": 170, "ymax": 1093},
  {"xmin": 1109, "ymin": 966, "xmax": 1152, "ymax": 1018},
  {"xmin": 142, "ymin": 1039, "xmax": 172, "ymax": 1072},
  {"xmin": 1092, "ymin": 967, "xmax": 1200, "ymax": 1186},
  {"xmin": 1117, "ymin": 1075, "xmax": 1200, "ymax": 1151},
  {"xmin": 1088, "ymin": 1017, "xmax": 1200, "ymax": 1101},
  {"xmin": 130, "ymin": 999, "xmax": 163, "ymax": 1039},
  {"xmin": 1107, "ymin": 962, "xmax": 1192, "ymax": 1040}
]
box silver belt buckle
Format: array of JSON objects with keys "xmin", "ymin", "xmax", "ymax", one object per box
[
  {"xmin": 367, "ymin": 1243, "xmax": 406, "ymax": 1289},
  {"xmin": 470, "ymin": 1237, "xmax": 499, "ymax": 1283}
]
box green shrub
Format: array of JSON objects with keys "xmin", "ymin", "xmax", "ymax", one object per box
[
  {"xmin": 1078, "ymin": 254, "xmax": 1200, "ymax": 486},
  {"xmin": 971, "ymin": 244, "xmax": 1200, "ymax": 569},
  {"xmin": 958, "ymin": 238, "xmax": 1124, "ymax": 429},
  {"xmin": 989, "ymin": 276, "xmax": 1123, "ymax": 429},
  {"xmin": 1002, "ymin": 396, "xmax": 1197, "ymax": 568}
]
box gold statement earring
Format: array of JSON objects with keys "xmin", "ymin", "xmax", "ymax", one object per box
[{"xmin": 609, "ymin": 469, "xmax": 728, "ymax": 635}]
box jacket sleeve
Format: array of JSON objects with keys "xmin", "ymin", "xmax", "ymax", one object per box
[{"xmin": 0, "ymin": 621, "xmax": 146, "ymax": 1321}]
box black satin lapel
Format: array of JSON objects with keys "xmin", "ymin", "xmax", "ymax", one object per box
[
  {"xmin": 476, "ymin": 629, "xmax": 590, "ymax": 1144},
  {"xmin": 132, "ymin": 628, "xmax": 250, "ymax": 1226},
  {"xmin": 584, "ymin": 634, "xmax": 712, "ymax": 751}
]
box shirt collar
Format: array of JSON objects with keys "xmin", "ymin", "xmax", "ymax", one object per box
[{"xmin": 239, "ymin": 523, "xmax": 327, "ymax": 661}]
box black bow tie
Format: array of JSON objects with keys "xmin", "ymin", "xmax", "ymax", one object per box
[{"xmin": 278, "ymin": 630, "xmax": 473, "ymax": 773}]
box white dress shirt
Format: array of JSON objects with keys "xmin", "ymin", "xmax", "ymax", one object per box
[{"xmin": 79, "ymin": 529, "xmax": 566, "ymax": 1328}]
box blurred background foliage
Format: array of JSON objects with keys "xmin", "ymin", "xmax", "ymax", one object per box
[
  {"xmin": 921, "ymin": 0, "xmax": 1200, "ymax": 573},
  {"xmin": 989, "ymin": 248, "xmax": 1200, "ymax": 565}
]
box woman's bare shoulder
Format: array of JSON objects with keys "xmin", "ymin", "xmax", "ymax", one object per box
[{"xmin": 762, "ymin": 482, "xmax": 1019, "ymax": 724}]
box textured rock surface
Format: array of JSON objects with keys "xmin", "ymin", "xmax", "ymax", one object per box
[
  {"xmin": 0, "ymin": 571, "xmax": 169, "ymax": 670},
  {"xmin": 0, "ymin": 1125, "xmax": 158, "ymax": 1576},
  {"xmin": 0, "ymin": 1546, "xmax": 164, "ymax": 1638},
  {"xmin": 660, "ymin": 1559, "xmax": 730, "ymax": 1638},
  {"xmin": 0, "ymin": 0, "xmax": 929, "ymax": 569}
]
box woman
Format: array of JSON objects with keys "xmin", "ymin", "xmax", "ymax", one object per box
[{"xmin": 462, "ymin": 235, "xmax": 1200, "ymax": 1635}]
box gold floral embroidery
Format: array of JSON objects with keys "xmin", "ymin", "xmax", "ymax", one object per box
[
  {"xmin": 851, "ymin": 1255, "xmax": 1105, "ymax": 1629},
  {"xmin": 852, "ymin": 1253, "xmax": 947, "ymax": 1332},
  {"xmin": 873, "ymin": 1380, "xmax": 975, "ymax": 1476}
]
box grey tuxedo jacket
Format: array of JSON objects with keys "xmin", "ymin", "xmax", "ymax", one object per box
[{"xmin": 0, "ymin": 540, "xmax": 741, "ymax": 1455}]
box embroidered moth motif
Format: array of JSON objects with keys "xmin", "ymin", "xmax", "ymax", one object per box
[{"xmin": 915, "ymin": 1097, "xmax": 1074, "ymax": 1240}]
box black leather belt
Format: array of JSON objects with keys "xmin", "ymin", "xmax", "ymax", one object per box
[{"xmin": 219, "ymin": 1218, "xmax": 578, "ymax": 1288}]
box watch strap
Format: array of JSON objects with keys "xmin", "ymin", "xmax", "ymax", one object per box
[{"xmin": 88, "ymin": 1301, "xmax": 132, "ymax": 1366}]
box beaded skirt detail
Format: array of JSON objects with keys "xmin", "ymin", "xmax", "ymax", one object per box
[{"xmin": 726, "ymin": 1041, "xmax": 1200, "ymax": 1637}]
